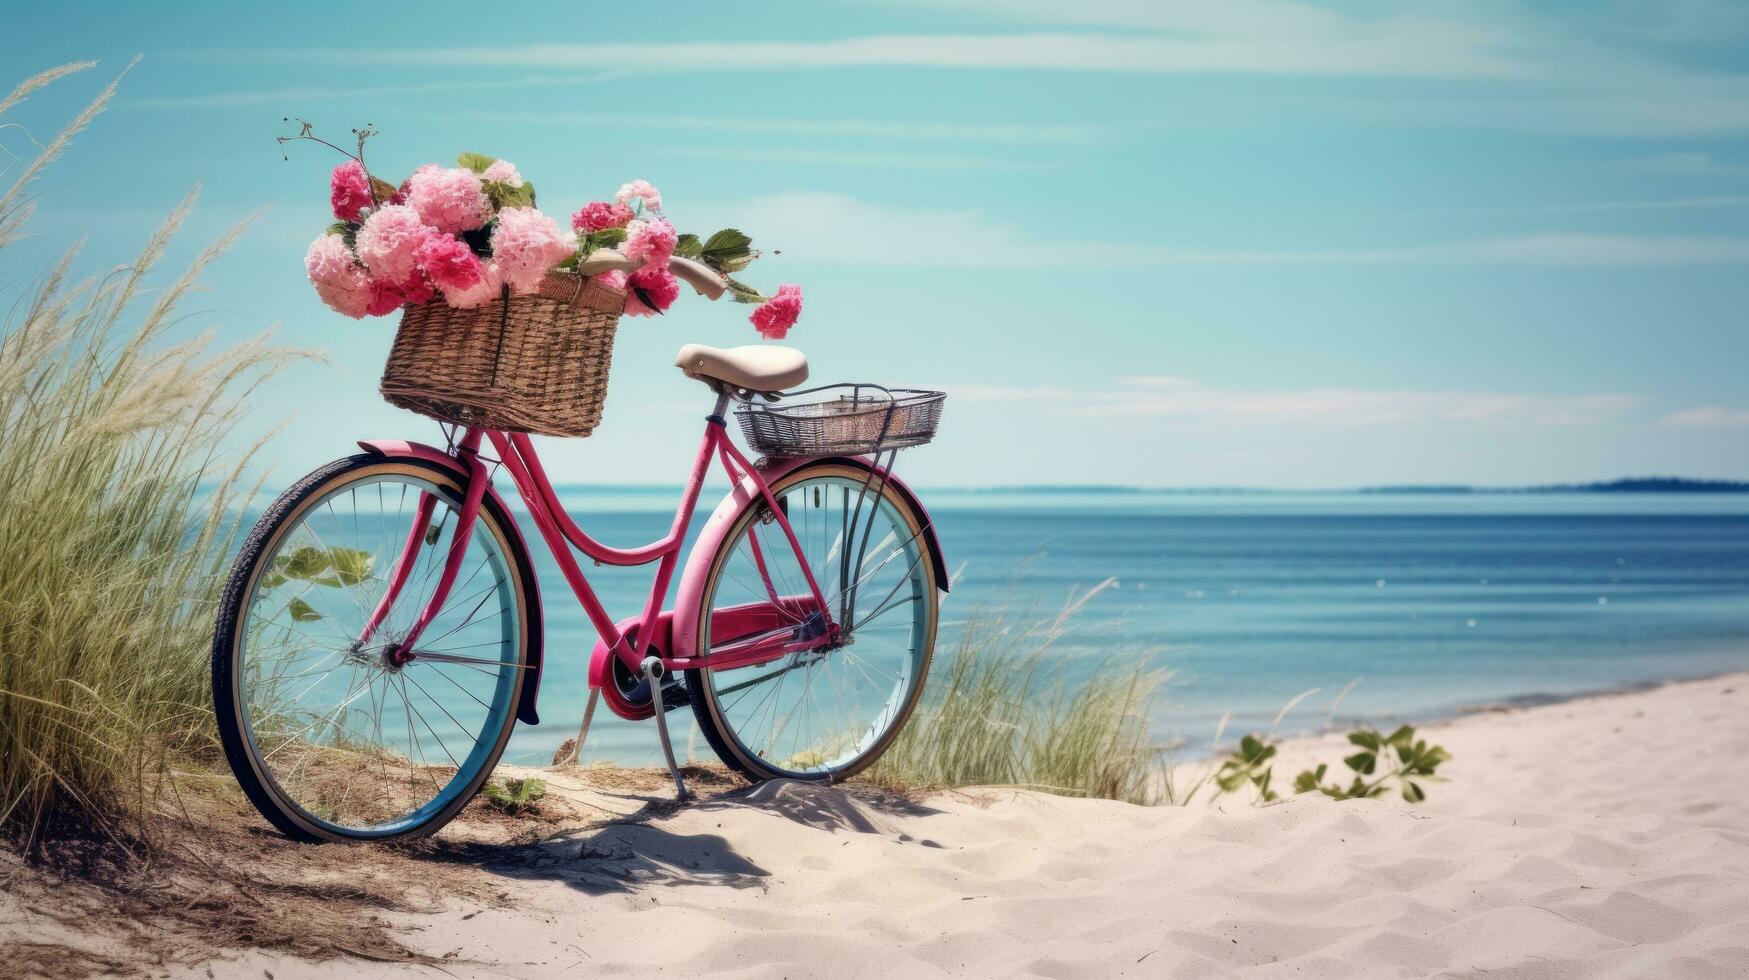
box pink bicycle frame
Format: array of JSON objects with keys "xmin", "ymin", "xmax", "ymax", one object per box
[{"xmin": 357, "ymin": 391, "xmax": 836, "ymax": 706}]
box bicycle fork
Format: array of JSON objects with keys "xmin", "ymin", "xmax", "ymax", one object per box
[{"xmin": 357, "ymin": 430, "xmax": 491, "ymax": 661}]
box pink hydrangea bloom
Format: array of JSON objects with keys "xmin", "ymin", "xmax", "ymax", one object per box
[
  {"xmin": 415, "ymin": 235, "xmax": 489, "ymax": 301},
  {"xmin": 365, "ymin": 274, "xmax": 433, "ymax": 317},
  {"xmin": 571, "ymin": 200, "xmax": 634, "ymax": 234},
  {"xmin": 750, "ymin": 283, "xmax": 803, "ymax": 339},
  {"xmin": 616, "ymin": 264, "xmax": 680, "ymax": 317},
  {"xmin": 404, "ymin": 164, "xmax": 492, "ymax": 234},
  {"xmin": 304, "ymin": 233, "xmax": 371, "ymax": 319},
  {"xmin": 615, "ymin": 179, "xmax": 662, "ymax": 212},
  {"xmin": 480, "ymin": 159, "xmax": 524, "ymax": 187},
  {"xmin": 330, "ymin": 159, "xmax": 373, "ymax": 223},
  {"xmin": 621, "ymin": 217, "xmax": 677, "ymax": 267},
  {"xmin": 491, "ymin": 207, "xmax": 575, "ymax": 294},
  {"xmin": 446, "ymin": 262, "xmax": 504, "ymax": 310},
  {"xmin": 354, "ymin": 204, "xmax": 436, "ymax": 283},
  {"xmin": 400, "ymin": 273, "xmax": 434, "ymax": 307}
]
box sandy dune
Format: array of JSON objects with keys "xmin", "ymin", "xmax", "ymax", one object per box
[{"xmin": 196, "ymin": 673, "xmax": 1748, "ymax": 978}]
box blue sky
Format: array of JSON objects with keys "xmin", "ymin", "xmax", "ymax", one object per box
[{"xmin": 3, "ymin": 0, "xmax": 1747, "ymax": 488}]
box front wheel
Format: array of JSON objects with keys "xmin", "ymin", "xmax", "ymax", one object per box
[
  {"xmin": 212, "ymin": 455, "xmax": 535, "ymax": 842},
  {"xmin": 686, "ymin": 462, "xmax": 939, "ymax": 782}
]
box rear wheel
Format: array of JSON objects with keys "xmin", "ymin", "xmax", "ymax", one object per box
[
  {"xmin": 212, "ymin": 455, "xmax": 534, "ymax": 842},
  {"xmin": 686, "ymin": 463, "xmax": 938, "ymax": 781}
]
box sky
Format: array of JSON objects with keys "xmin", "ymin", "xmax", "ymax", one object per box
[{"xmin": 2, "ymin": 0, "xmax": 1747, "ymax": 488}]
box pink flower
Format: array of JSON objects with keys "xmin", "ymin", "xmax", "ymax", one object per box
[
  {"xmin": 615, "ymin": 179, "xmax": 662, "ymax": 212},
  {"xmin": 329, "ymin": 159, "xmax": 373, "ymax": 223},
  {"xmin": 615, "ymin": 264, "xmax": 680, "ymax": 317},
  {"xmin": 404, "ymin": 164, "xmax": 492, "ymax": 234},
  {"xmin": 354, "ymin": 204, "xmax": 436, "ymax": 283},
  {"xmin": 750, "ymin": 284, "xmax": 803, "ymax": 339},
  {"xmin": 480, "ymin": 159, "xmax": 524, "ymax": 187},
  {"xmin": 365, "ymin": 274, "xmax": 432, "ymax": 317},
  {"xmin": 415, "ymin": 235, "xmax": 489, "ymax": 303},
  {"xmin": 490, "ymin": 207, "xmax": 575, "ymax": 294},
  {"xmin": 621, "ymin": 217, "xmax": 677, "ymax": 268},
  {"xmin": 446, "ymin": 262, "xmax": 504, "ymax": 310},
  {"xmin": 304, "ymin": 233, "xmax": 371, "ymax": 319},
  {"xmin": 571, "ymin": 201, "xmax": 634, "ymax": 234}
]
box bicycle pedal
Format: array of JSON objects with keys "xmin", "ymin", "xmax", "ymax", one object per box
[{"xmin": 621, "ymin": 675, "xmax": 691, "ymax": 712}]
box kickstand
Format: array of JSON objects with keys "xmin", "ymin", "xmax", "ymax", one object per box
[
  {"xmin": 642, "ymin": 657, "xmax": 689, "ymax": 802},
  {"xmin": 555, "ymin": 688, "xmax": 599, "ymax": 767}
]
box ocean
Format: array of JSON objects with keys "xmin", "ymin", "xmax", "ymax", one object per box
[{"xmin": 496, "ymin": 488, "xmax": 1749, "ymax": 766}]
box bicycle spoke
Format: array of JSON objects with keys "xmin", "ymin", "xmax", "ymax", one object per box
[
  {"xmin": 234, "ymin": 469, "xmax": 520, "ymax": 836},
  {"xmin": 703, "ymin": 473, "xmax": 933, "ymax": 779}
]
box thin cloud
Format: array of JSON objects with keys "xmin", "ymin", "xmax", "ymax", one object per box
[
  {"xmin": 729, "ymin": 193, "xmax": 1749, "ymax": 268},
  {"xmin": 1636, "ymin": 152, "xmax": 1749, "ymax": 177},
  {"xmin": 476, "ymin": 111, "xmax": 1103, "ymax": 144},
  {"xmin": 958, "ymin": 377, "xmax": 1639, "ymax": 428},
  {"xmin": 243, "ymin": 31, "xmax": 1534, "ymax": 80},
  {"xmin": 1660, "ymin": 405, "xmax": 1749, "ymax": 428},
  {"xmin": 125, "ymin": 74, "xmax": 610, "ymax": 109},
  {"xmin": 663, "ymin": 146, "xmax": 1043, "ymax": 172}
]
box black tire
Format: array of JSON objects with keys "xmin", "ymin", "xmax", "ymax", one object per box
[
  {"xmin": 684, "ymin": 461, "xmax": 938, "ymax": 783},
  {"xmin": 212, "ymin": 454, "xmax": 537, "ymax": 843}
]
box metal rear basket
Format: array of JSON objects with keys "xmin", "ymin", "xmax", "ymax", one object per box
[{"xmin": 736, "ymin": 384, "xmax": 945, "ymax": 458}]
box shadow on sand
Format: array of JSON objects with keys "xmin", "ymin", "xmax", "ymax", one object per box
[{"xmin": 426, "ymin": 778, "xmax": 943, "ymax": 897}]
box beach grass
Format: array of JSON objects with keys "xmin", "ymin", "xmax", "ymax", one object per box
[
  {"xmin": 0, "ymin": 63, "xmax": 292, "ymax": 851},
  {"xmin": 869, "ymin": 578, "xmax": 1173, "ymax": 805}
]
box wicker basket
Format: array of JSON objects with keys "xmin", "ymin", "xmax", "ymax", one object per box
[
  {"xmin": 737, "ymin": 386, "xmax": 946, "ymax": 458},
  {"xmin": 379, "ymin": 272, "xmax": 626, "ymax": 437}
]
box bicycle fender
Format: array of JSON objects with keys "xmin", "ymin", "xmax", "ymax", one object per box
[
  {"xmin": 357, "ymin": 439, "xmax": 546, "ymax": 726},
  {"xmin": 670, "ymin": 455, "xmax": 949, "ymax": 663}
]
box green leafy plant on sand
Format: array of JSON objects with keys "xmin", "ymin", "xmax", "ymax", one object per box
[
  {"xmin": 1214, "ymin": 733, "xmax": 1281, "ymax": 802},
  {"xmin": 868, "ymin": 578, "xmax": 1173, "ymax": 806},
  {"xmin": 0, "ymin": 62, "xmax": 294, "ymax": 851},
  {"xmin": 1293, "ymin": 725, "xmax": 1451, "ymax": 802},
  {"xmin": 1211, "ymin": 724, "xmax": 1451, "ymax": 805},
  {"xmin": 481, "ymin": 777, "xmax": 546, "ymax": 814}
]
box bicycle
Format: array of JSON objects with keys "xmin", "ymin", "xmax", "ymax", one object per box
[{"xmin": 211, "ymin": 267, "xmax": 949, "ymax": 843}]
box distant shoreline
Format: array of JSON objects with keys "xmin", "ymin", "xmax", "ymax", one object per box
[{"xmin": 536, "ymin": 478, "xmax": 1749, "ymax": 495}]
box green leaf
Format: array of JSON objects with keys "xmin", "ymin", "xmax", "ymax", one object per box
[
  {"xmin": 327, "ymin": 547, "xmax": 373, "ymax": 586},
  {"xmin": 585, "ymin": 227, "xmax": 627, "ymax": 251},
  {"xmin": 699, "ymin": 228, "xmax": 754, "ymax": 273},
  {"xmin": 457, "ymin": 152, "xmax": 497, "ymax": 173},
  {"xmin": 325, "ymin": 222, "xmax": 360, "ymax": 250},
  {"xmin": 484, "ymin": 179, "xmax": 535, "ymax": 210},
  {"xmin": 1403, "ymin": 781, "xmax": 1426, "ymax": 803},
  {"xmin": 272, "ymin": 545, "xmax": 373, "ymax": 588},
  {"xmin": 481, "ymin": 777, "xmax": 546, "ymax": 813},
  {"xmin": 674, "ymin": 233, "xmax": 703, "ymax": 259},
  {"xmin": 1343, "ymin": 750, "xmax": 1376, "ymax": 775},
  {"xmin": 1384, "ymin": 725, "xmax": 1415, "ymax": 747},
  {"xmin": 1347, "ymin": 729, "xmax": 1382, "ymax": 751},
  {"xmin": 723, "ymin": 277, "xmax": 768, "ymax": 305},
  {"xmin": 287, "ymin": 598, "xmax": 322, "ymax": 623}
]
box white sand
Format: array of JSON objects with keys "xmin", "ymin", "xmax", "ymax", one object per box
[{"xmin": 213, "ymin": 673, "xmax": 1749, "ymax": 978}]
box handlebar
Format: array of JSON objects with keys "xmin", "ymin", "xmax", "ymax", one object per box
[{"xmin": 574, "ymin": 249, "xmax": 728, "ymax": 301}]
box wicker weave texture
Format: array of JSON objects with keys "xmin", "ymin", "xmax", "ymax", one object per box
[
  {"xmin": 737, "ymin": 387, "xmax": 945, "ymax": 458},
  {"xmin": 379, "ymin": 273, "xmax": 626, "ymax": 437}
]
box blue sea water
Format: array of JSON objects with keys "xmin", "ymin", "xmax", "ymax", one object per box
[{"xmin": 497, "ymin": 489, "xmax": 1749, "ymax": 766}]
